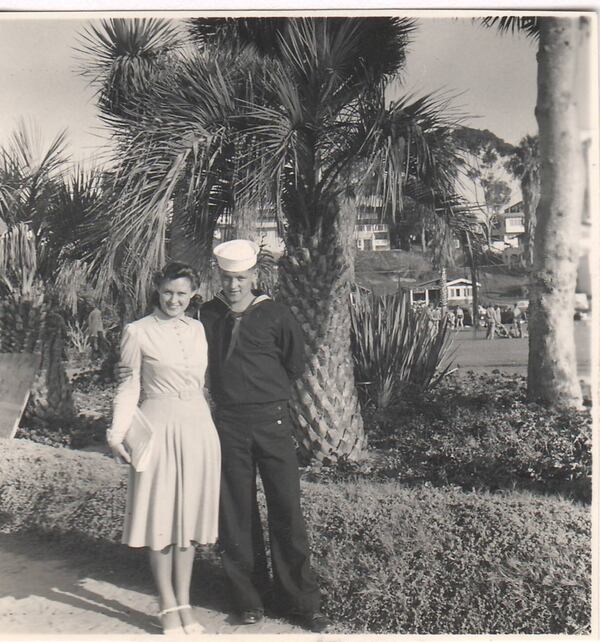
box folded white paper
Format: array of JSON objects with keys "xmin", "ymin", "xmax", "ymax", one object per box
[{"xmin": 124, "ymin": 407, "xmax": 154, "ymax": 472}]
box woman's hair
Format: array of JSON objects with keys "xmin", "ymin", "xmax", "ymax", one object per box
[{"xmin": 149, "ymin": 262, "xmax": 200, "ymax": 308}]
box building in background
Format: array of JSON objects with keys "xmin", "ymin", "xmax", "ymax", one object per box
[
  {"xmin": 409, "ymin": 276, "xmax": 479, "ymax": 307},
  {"xmin": 354, "ymin": 196, "xmax": 391, "ymax": 251},
  {"xmin": 215, "ymin": 209, "xmax": 284, "ymax": 255},
  {"xmin": 491, "ymin": 200, "xmax": 526, "ymax": 254}
]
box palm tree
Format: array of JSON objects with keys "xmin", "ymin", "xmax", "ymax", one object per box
[
  {"xmin": 0, "ymin": 124, "xmax": 106, "ymax": 423},
  {"xmin": 482, "ymin": 15, "xmax": 588, "ymax": 407},
  {"xmin": 79, "ymin": 17, "xmax": 470, "ymax": 462}
]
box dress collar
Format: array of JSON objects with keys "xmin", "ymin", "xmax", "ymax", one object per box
[{"xmin": 152, "ymin": 309, "xmax": 192, "ymax": 325}]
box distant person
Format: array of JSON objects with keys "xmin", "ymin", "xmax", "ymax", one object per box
[
  {"xmin": 485, "ymin": 305, "xmax": 496, "ymax": 340},
  {"xmin": 87, "ymin": 304, "xmax": 105, "ymax": 356},
  {"xmin": 446, "ymin": 309, "xmax": 455, "ymax": 329},
  {"xmin": 478, "ymin": 304, "xmax": 487, "ymax": 328},
  {"xmin": 494, "ymin": 305, "xmax": 510, "ymax": 338},
  {"xmin": 494, "ymin": 305, "xmax": 507, "ymax": 337},
  {"xmin": 512, "ymin": 303, "xmax": 523, "ymax": 338},
  {"xmin": 520, "ymin": 308, "xmax": 529, "ymax": 337},
  {"xmin": 455, "ymin": 306, "xmax": 464, "ymax": 330},
  {"xmin": 431, "ymin": 305, "xmax": 441, "ymax": 331}
]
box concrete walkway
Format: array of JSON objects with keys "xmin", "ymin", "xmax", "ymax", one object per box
[{"xmin": 0, "ymin": 531, "xmax": 314, "ymax": 637}]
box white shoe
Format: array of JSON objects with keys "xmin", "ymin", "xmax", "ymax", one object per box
[
  {"xmin": 158, "ymin": 605, "xmax": 186, "ymax": 635},
  {"xmin": 176, "ymin": 604, "xmax": 206, "ymax": 635}
]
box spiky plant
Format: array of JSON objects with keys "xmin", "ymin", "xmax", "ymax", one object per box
[
  {"xmin": 350, "ymin": 287, "xmax": 454, "ymax": 412},
  {"xmin": 0, "ymin": 223, "xmax": 77, "ymax": 426}
]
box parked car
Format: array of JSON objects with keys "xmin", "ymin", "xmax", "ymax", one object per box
[{"xmin": 574, "ymin": 293, "xmax": 590, "ymax": 312}]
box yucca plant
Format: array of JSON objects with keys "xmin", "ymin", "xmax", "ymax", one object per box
[{"xmin": 350, "ymin": 286, "xmax": 454, "ymax": 413}]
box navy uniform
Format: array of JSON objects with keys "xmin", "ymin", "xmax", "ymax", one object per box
[{"xmin": 200, "ymin": 244, "xmax": 321, "ymax": 623}]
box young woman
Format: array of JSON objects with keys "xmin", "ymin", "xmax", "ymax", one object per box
[{"xmin": 107, "ymin": 262, "xmax": 220, "ymax": 635}]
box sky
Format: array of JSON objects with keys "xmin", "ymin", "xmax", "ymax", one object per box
[{"xmin": 0, "ymin": 14, "xmax": 584, "ymax": 168}]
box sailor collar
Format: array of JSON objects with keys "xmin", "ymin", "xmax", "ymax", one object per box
[{"xmin": 215, "ymin": 291, "xmax": 271, "ymax": 313}]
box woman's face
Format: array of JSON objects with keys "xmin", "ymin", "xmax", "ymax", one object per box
[{"xmin": 156, "ymin": 277, "xmax": 195, "ymax": 318}]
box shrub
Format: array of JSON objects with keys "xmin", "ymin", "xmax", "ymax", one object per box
[
  {"xmin": 349, "ymin": 287, "xmax": 453, "ymax": 411},
  {"xmin": 304, "ymin": 482, "xmax": 590, "ymax": 634},
  {"xmin": 316, "ymin": 372, "xmax": 591, "ymax": 503},
  {"xmin": 0, "ymin": 440, "xmax": 590, "ymax": 634}
]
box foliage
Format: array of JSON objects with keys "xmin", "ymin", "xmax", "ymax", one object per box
[
  {"xmin": 0, "ymin": 439, "xmax": 590, "ymax": 634},
  {"xmin": 304, "ymin": 482, "xmax": 589, "ymax": 634},
  {"xmin": 308, "ymin": 372, "xmax": 591, "ymax": 503},
  {"xmin": 0, "ymin": 222, "xmax": 43, "ymax": 300},
  {"xmin": 0, "ymin": 223, "xmax": 46, "ymax": 352},
  {"xmin": 66, "ymin": 318, "xmax": 92, "ymax": 356},
  {"xmin": 480, "ymin": 16, "xmax": 540, "ymax": 40},
  {"xmin": 349, "ymin": 287, "xmax": 454, "ymax": 411},
  {"xmin": 0, "ymin": 120, "xmax": 69, "ymax": 234}
]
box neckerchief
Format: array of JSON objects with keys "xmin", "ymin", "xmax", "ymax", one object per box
[{"xmin": 215, "ymin": 291, "xmax": 271, "ymax": 361}]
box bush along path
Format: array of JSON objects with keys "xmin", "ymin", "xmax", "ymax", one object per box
[
  {"xmin": 0, "ymin": 441, "xmax": 307, "ymax": 636},
  {"xmin": 0, "ymin": 439, "xmax": 591, "ymax": 635}
]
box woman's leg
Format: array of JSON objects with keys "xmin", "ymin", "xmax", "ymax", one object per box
[
  {"xmin": 173, "ymin": 546, "xmax": 198, "ymax": 627},
  {"xmin": 149, "ymin": 546, "xmax": 181, "ymax": 631}
]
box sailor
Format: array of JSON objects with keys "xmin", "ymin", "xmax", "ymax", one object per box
[{"xmin": 200, "ymin": 239, "xmax": 331, "ymax": 633}]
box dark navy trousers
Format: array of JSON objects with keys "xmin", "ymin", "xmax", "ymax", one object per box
[{"xmin": 215, "ymin": 402, "xmax": 320, "ymax": 615}]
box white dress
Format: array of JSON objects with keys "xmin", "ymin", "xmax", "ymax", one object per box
[{"xmin": 108, "ymin": 311, "xmax": 221, "ymax": 551}]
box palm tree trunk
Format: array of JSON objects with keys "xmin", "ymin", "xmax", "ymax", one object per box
[
  {"xmin": 464, "ymin": 232, "xmax": 479, "ymax": 330},
  {"xmin": 277, "ymin": 198, "xmax": 366, "ymax": 464},
  {"xmin": 527, "ymin": 16, "xmax": 584, "ymax": 407},
  {"xmin": 439, "ymin": 265, "xmax": 448, "ymax": 317}
]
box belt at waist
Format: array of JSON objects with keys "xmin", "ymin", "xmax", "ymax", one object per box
[
  {"xmin": 143, "ymin": 389, "xmax": 205, "ymax": 401},
  {"xmin": 216, "ymin": 400, "xmax": 288, "ymax": 422}
]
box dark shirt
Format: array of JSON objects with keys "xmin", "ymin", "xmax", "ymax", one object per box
[{"xmin": 200, "ymin": 293, "xmax": 305, "ymax": 408}]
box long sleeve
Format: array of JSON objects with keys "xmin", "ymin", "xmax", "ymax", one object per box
[
  {"xmin": 278, "ymin": 307, "xmax": 306, "ymax": 380},
  {"xmin": 107, "ymin": 324, "xmax": 142, "ymax": 446}
]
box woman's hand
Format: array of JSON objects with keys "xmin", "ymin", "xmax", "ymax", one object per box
[
  {"xmin": 114, "ymin": 364, "xmax": 133, "ymax": 384},
  {"xmin": 110, "ymin": 442, "xmax": 132, "ymax": 464}
]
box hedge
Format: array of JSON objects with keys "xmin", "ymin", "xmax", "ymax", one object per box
[{"xmin": 0, "ymin": 440, "xmax": 591, "ymax": 634}]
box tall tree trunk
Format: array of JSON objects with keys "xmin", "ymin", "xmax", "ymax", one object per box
[
  {"xmin": 439, "ymin": 265, "xmax": 448, "ymax": 317},
  {"xmin": 527, "ymin": 17, "xmax": 584, "ymax": 407},
  {"xmin": 521, "ymin": 168, "xmax": 540, "ymax": 266},
  {"xmin": 464, "ymin": 232, "xmax": 480, "ymax": 330},
  {"xmin": 277, "ymin": 198, "xmax": 366, "ymax": 464}
]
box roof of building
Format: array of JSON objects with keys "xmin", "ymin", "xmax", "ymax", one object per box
[{"xmin": 410, "ymin": 276, "xmax": 481, "ymax": 291}]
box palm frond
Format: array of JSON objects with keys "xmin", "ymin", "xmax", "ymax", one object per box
[
  {"xmin": 358, "ymin": 91, "xmax": 466, "ymax": 219},
  {"xmin": 0, "ymin": 120, "xmax": 69, "ymax": 238},
  {"xmin": 0, "ymin": 223, "xmax": 39, "ymax": 299},
  {"xmin": 480, "ymin": 16, "xmax": 540, "ymax": 40},
  {"xmin": 76, "ymin": 18, "xmax": 183, "ymax": 119}
]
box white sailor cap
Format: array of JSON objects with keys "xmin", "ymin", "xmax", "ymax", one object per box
[{"xmin": 213, "ymin": 239, "xmax": 259, "ymax": 272}]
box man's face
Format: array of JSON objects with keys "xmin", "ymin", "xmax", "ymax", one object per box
[{"xmin": 219, "ymin": 268, "xmax": 256, "ymax": 304}]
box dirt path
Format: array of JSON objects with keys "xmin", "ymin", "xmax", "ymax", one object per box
[{"xmin": 0, "ymin": 531, "xmax": 307, "ymax": 636}]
